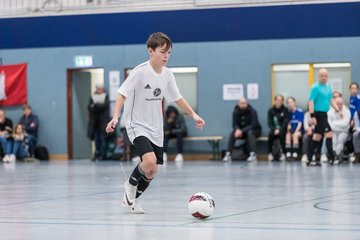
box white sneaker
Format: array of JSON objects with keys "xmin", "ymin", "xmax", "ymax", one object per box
[
  {"xmin": 301, "ymin": 154, "xmax": 308, "ymax": 163},
  {"xmin": 320, "ymin": 154, "xmax": 328, "ymax": 163},
  {"xmin": 350, "ymin": 153, "xmax": 356, "ymax": 162},
  {"xmin": 174, "ymin": 153, "xmax": 184, "ymax": 162},
  {"xmin": 280, "ymin": 153, "xmax": 286, "ymax": 161},
  {"xmin": 222, "ymin": 152, "xmax": 232, "ymax": 162},
  {"xmin": 2, "ymin": 154, "xmax": 10, "ymax": 163},
  {"xmin": 247, "ymin": 152, "xmax": 257, "ymax": 162},
  {"xmin": 131, "ymin": 200, "xmax": 146, "ymax": 214},
  {"xmin": 9, "ymin": 154, "xmax": 16, "ymax": 163},
  {"xmin": 132, "ymin": 156, "xmax": 141, "ymax": 163},
  {"xmin": 286, "ymin": 152, "xmax": 291, "ymax": 158},
  {"xmin": 122, "ymin": 180, "xmax": 137, "ymax": 207},
  {"xmin": 163, "ymin": 152, "xmax": 168, "ymax": 162},
  {"xmin": 268, "ymin": 153, "xmax": 274, "ymax": 161},
  {"xmin": 292, "ymin": 152, "xmax": 298, "ymax": 159}
]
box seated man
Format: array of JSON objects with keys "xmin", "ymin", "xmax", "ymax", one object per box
[
  {"xmin": 18, "ymin": 104, "xmax": 39, "ymax": 156},
  {"xmin": 328, "ymin": 96, "xmax": 351, "ymax": 164},
  {"xmin": 163, "ymin": 106, "xmax": 187, "ymax": 162},
  {"xmin": 223, "ymin": 97, "xmax": 261, "ymax": 162},
  {"xmin": 268, "ymin": 95, "xmax": 289, "ymax": 161},
  {"xmin": 285, "ymin": 97, "xmax": 304, "ymax": 160},
  {"xmin": 0, "ymin": 109, "xmax": 13, "ymax": 160}
]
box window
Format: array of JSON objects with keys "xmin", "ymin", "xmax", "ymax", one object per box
[{"xmin": 272, "ymin": 62, "xmax": 352, "ymax": 110}]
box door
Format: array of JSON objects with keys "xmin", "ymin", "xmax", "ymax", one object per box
[{"xmin": 71, "ymin": 71, "xmax": 92, "ymax": 159}]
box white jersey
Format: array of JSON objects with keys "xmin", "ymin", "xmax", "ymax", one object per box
[{"xmin": 118, "ymin": 61, "xmax": 182, "ymax": 147}]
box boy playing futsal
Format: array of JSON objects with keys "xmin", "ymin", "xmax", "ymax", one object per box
[{"xmin": 106, "ymin": 32, "xmax": 205, "ymax": 214}]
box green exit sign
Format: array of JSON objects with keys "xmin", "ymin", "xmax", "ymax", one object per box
[{"xmin": 74, "ymin": 55, "xmax": 93, "ymax": 67}]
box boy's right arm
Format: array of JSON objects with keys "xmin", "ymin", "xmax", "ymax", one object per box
[{"xmin": 106, "ymin": 94, "xmax": 126, "ymax": 133}]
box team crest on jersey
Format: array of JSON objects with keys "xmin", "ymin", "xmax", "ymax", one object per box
[{"xmin": 153, "ymin": 88, "xmax": 161, "ymax": 97}]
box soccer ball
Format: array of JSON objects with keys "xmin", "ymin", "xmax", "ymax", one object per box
[{"xmin": 188, "ymin": 192, "xmax": 215, "ymax": 219}]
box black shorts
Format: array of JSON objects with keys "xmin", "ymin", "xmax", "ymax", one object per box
[
  {"xmin": 133, "ymin": 136, "xmax": 164, "ymax": 165},
  {"xmin": 313, "ymin": 111, "xmax": 332, "ymax": 134}
]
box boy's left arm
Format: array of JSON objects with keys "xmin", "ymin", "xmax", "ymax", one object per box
[{"xmin": 175, "ymin": 98, "xmax": 205, "ymax": 129}]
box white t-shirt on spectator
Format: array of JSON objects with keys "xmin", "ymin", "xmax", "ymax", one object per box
[{"xmin": 118, "ymin": 61, "xmax": 182, "ymax": 147}]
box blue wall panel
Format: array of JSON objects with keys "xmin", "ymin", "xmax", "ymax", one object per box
[
  {"xmin": 0, "ymin": 2, "xmax": 360, "ymax": 49},
  {"xmin": 1, "ymin": 37, "xmax": 359, "ymax": 154}
]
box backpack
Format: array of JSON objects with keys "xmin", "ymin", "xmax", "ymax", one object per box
[
  {"xmin": 231, "ymin": 147, "xmax": 247, "ymax": 161},
  {"xmin": 272, "ymin": 138, "xmax": 283, "ymax": 160},
  {"xmin": 34, "ymin": 145, "xmax": 49, "ymax": 160}
]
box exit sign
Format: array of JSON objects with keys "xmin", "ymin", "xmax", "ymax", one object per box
[{"xmin": 74, "ymin": 55, "xmax": 93, "ymax": 67}]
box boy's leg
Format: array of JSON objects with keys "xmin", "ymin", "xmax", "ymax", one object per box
[{"xmin": 124, "ymin": 137, "xmax": 161, "ymax": 207}]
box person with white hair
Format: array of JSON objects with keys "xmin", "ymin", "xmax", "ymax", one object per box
[{"xmin": 327, "ymin": 96, "xmax": 351, "ymax": 164}]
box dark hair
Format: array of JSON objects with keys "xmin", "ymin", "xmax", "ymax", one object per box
[
  {"xmin": 349, "ymin": 82, "xmax": 359, "ymax": 89},
  {"xmin": 146, "ymin": 32, "xmax": 172, "ymax": 52},
  {"xmin": 274, "ymin": 95, "xmax": 284, "ymax": 101},
  {"xmin": 287, "ymin": 96, "xmax": 296, "ymax": 102},
  {"xmin": 22, "ymin": 104, "xmax": 31, "ymax": 110}
]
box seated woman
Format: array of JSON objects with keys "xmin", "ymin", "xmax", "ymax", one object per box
[
  {"xmin": 163, "ymin": 106, "xmax": 187, "ymax": 162},
  {"xmin": 285, "ymin": 97, "xmax": 304, "ymax": 160},
  {"xmin": 3, "ymin": 124, "xmax": 30, "ymax": 163}
]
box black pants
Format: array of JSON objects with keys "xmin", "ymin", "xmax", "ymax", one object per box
[
  {"xmin": 268, "ymin": 130, "xmax": 286, "ymax": 154},
  {"xmin": 164, "ymin": 132, "xmax": 186, "ymax": 154},
  {"xmin": 227, "ymin": 129, "xmax": 261, "ymax": 153}
]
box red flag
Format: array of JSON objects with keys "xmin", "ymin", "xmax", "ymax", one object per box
[{"xmin": 0, "ymin": 63, "xmax": 27, "ymax": 106}]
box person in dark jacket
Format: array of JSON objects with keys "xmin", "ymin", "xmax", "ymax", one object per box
[
  {"xmin": 163, "ymin": 105, "xmax": 187, "ymax": 162},
  {"xmin": 87, "ymin": 84, "xmax": 110, "ymax": 160},
  {"xmin": 18, "ymin": 104, "xmax": 39, "ymax": 156},
  {"xmin": 0, "ymin": 109, "xmax": 13, "ymax": 160},
  {"xmin": 268, "ymin": 95, "xmax": 289, "ymax": 161},
  {"xmin": 223, "ymin": 98, "xmax": 262, "ymax": 162}
]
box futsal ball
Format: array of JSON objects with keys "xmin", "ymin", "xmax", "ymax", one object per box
[{"xmin": 188, "ymin": 192, "xmax": 215, "ymax": 219}]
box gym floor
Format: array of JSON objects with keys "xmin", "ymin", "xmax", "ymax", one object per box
[{"xmin": 0, "ymin": 160, "xmax": 359, "ymax": 240}]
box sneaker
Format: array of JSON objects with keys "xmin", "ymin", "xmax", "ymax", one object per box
[
  {"xmin": 163, "ymin": 152, "xmax": 168, "ymax": 162},
  {"xmin": 174, "ymin": 153, "xmax": 184, "ymax": 162},
  {"xmin": 320, "ymin": 154, "xmax": 328, "ymax": 163},
  {"xmin": 308, "ymin": 160, "xmax": 321, "ymax": 166},
  {"xmin": 350, "ymin": 153, "xmax": 356, "ymax": 163},
  {"xmin": 268, "ymin": 153, "xmax": 274, "ymax": 161},
  {"xmin": 333, "ymin": 159, "xmax": 340, "ymax": 165},
  {"xmin": 280, "ymin": 153, "xmax": 286, "ymax": 161},
  {"xmin": 131, "ymin": 200, "xmax": 146, "ymax": 214},
  {"xmin": 301, "ymin": 154, "xmax": 308, "ymax": 163},
  {"xmin": 122, "ymin": 181, "xmax": 137, "ymax": 207},
  {"xmin": 292, "ymin": 152, "xmax": 298, "ymax": 159},
  {"xmin": 247, "ymin": 152, "xmax": 257, "ymax": 162},
  {"xmin": 286, "ymin": 152, "xmax": 291, "ymax": 159},
  {"xmin": 2, "ymin": 154, "xmax": 10, "ymax": 163},
  {"xmin": 223, "ymin": 152, "xmax": 232, "ymax": 162},
  {"xmin": 9, "ymin": 154, "xmax": 16, "ymax": 163}
]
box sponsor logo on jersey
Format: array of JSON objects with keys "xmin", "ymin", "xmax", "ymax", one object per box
[{"xmin": 153, "ymin": 88, "xmax": 161, "ymax": 97}]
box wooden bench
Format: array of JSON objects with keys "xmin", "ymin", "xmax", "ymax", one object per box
[{"xmin": 172, "ymin": 136, "xmax": 224, "ymax": 160}]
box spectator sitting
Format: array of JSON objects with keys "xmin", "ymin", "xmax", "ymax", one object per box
[
  {"xmin": 328, "ymin": 96, "xmax": 351, "ymax": 164},
  {"xmin": 349, "ymin": 83, "xmax": 360, "ymax": 120},
  {"xmin": 352, "ymin": 110, "xmax": 360, "ymax": 163},
  {"xmin": 87, "ymin": 84, "xmax": 110, "ymax": 160},
  {"xmin": 163, "ymin": 106, "xmax": 187, "ymax": 162},
  {"xmin": 268, "ymin": 95, "xmax": 289, "ymax": 161},
  {"xmin": 285, "ymin": 97, "xmax": 304, "ymax": 160},
  {"xmin": 0, "ymin": 109, "xmax": 13, "ymax": 159},
  {"xmin": 223, "ymin": 97, "xmax": 261, "ymax": 162},
  {"xmin": 3, "ymin": 124, "xmax": 30, "ymax": 163},
  {"xmin": 301, "ymin": 110, "xmax": 314, "ymax": 163},
  {"xmin": 18, "ymin": 104, "xmax": 39, "ymax": 156}
]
